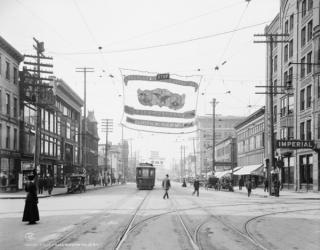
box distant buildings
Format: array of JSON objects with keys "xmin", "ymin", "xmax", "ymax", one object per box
[{"xmin": 196, "ymin": 115, "xmax": 245, "ymax": 175}]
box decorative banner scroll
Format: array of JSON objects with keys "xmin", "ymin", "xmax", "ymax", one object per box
[{"xmin": 121, "ymin": 69, "xmax": 201, "ymax": 134}]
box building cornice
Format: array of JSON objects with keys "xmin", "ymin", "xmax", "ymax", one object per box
[
  {"xmin": 234, "ymin": 107, "xmax": 265, "ymax": 130},
  {"xmin": 0, "ymin": 36, "xmax": 24, "ymax": 62}
]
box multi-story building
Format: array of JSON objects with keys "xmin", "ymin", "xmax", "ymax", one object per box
[
  {"xmin": 265, "ymin": 0, "xmax": 320, "ymax": 191},
  {"xmin": 82, "ymin": 111, "xmax": 99, "ymax": 184},
  {"xmin": 196, "ymin": 115, "xmax": 245, "ymax": 174},
  {"xmin": 20, "ymin": 77, "xmax": 83, "ymax": 187},
  {"xmin": 0, "ymin": 36, "xmax": 24, "ymax": 191},
  {"xmin": 234, "ymin": 107, "xmax": 265, "ymax": 184},
  {"xmin": 215, "ymin": 136, "xmax": 237, "ymax": 172}
]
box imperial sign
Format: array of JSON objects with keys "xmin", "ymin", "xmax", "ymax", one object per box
[{"xmin": 276, "ymin": 140, "xmax": 315, "ymax": 149}]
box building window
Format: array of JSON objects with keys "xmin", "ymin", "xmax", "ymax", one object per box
[
  {"xmin": 284, "ymin": 71, "xmax": 288, "ymax": 87},
  {"xmin": 288, "ymin": 67, "xmax": 293, "ymax": 88},
  {"xmin": 300, "ymin": 155, "xmax": 313, "ymax": 185},
  {"xmin": 307, "ymin": 51, "xmax": 312, "ymax": 74},
  {"xmin": 5, "ymin": 62, "xmax": 10, "ymax": 80},
  {"xmin": 6, "ymin": 126, "xmax": 10, "ymax": 149},
  {"xmin": 0, "ymin": 124, "xmax": 2, "ymax": 148},
  {"xmin": 288, "ymin": 127, "xmax": 294, "ymax": 139},
  {"xmin": 274, "ymin": 105, "xmax": 277, "ymax": 122},
  {"xmin": 273, "ymin": 79, "xmax": 277, "ymax": 96},
  {"xmin": 274, "ymin": 55, "xmax": 278, "ymax": 72},
  {"xmin": 289, "ymin": 40, "xmax": 293, "ymax": 58},
  {"xmin": 301, "ymin": 27, "xmax": 306, "ymax": 47},
  {"xmin": 6, "ymin": 93, "xmax": 10, "ymax": 115},
  {"xmin": 13, "ymin": 97, "xmax": 17, "ymax": 118},
  {"xmin": 285, "ymin": 20, "xmax": 289, "ymax": 34},
  {"xmin": 284, "ymin": 45, "xmax": 288, "ymax": 62},
  {"xmin": 300, "ymin": 122, "xmax": 305, "ymax": 140},
  {"xmin": 302, "ymin": 0, "xmax": 307, "ymax": 17},
  {"xmin": 306, "ymin": 119, "xmax": 312, "ymax": 140},
  {"xmin": 289, "ymin": 14, "xmax": 294, "ymax": 31},
  {"xmin": 280, "ymin": 97, "xmax": 286, "ymax": 117},
  {"xmin": 307, "ymin": 20, "xmax": 313, "ymax": 41},
  {"xmin": 308, "ymin": 0, "xmax": 313, "ymax": 11},
  {"xmin": 301, "ymin": 57, "xmax": 306, "ymax": 78},
  {"xmin": 318, "ymin": 114, "xmax": 320, "ymax": 139},
  {"xmin": 288, "ymin": 95, "xmax": 294, "ymax": 114},
  {"xmin": 13, "ymin": 67, "xmax": 17, "ymax": 84},
  {"xmin": 300, "ymin": 89, "xmax": 305, "ymax": 110},
  {"xmin": 306, "ymin": 85, "xmax": 312, "ymax": 108},
  {"xmin": 13, "ymin": 128, "xmax": 17, "ymax": 150}
]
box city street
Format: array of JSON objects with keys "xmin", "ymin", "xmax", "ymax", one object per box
[{"xmin": 1, "ymin": 183, "xmax": 319, "ymax": 250}]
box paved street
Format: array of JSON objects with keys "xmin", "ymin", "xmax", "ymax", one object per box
[{"xmin": 0, "ymin": 183, "xmax": 319, "ymax": 250}]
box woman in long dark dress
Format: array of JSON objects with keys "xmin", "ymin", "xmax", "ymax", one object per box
[{"xmin": 22, "ymin": 175, "xmax": 39, "ymax": 224}]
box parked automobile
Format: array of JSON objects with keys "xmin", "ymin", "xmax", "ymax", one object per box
[{"xmin": 67, "ymin": 175, "xmax": 86, "ymax": 193}]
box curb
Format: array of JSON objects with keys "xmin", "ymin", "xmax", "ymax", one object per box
[{"xmin": 0, "ymin": 185, "xmax": 111, "ymax": 200}]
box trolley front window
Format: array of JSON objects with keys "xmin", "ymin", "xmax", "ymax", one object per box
[
  {"xmin": 142, "ymin": 169, "xmax": 149, "ymax": 177},
  {"xmin": 150, "ymin": 169, "xmax": 154, "ymax": 176}
]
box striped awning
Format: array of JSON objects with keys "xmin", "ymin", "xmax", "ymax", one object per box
[{"xmin": 233, "ymin": 164, "xmax": 264, "ymax": 176}]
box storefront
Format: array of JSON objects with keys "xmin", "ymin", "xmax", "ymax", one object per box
[
  {"xmin": 299, "ymin": 154, "xmax": 313, "ymax": 191},
  {"xmin": 0, "ymin": 150, "xmax": 21, "ymax": 191},
  {"xmin": 280, "ymin": 155, "xmax": 295, "ymax": 189}
]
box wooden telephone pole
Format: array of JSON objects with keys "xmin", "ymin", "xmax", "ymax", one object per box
[
  {"xmin": 101, "ymin": 119, "xmax": 113, "ymax": 184},
  {"xmin": 254, "ymin": 33, "xmax": 289, "ymax": 193},
  {"xmin": 23, "ymin": 38, "xmax": 53, "ymax": 177},
  {"xmin": 75, "ymin": 67, "xmax": 94, "ymax": 176}
]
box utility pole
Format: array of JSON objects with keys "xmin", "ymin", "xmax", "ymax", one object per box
[
  {"xmin": 23, "ymin": 38, "xmax": 53, "ymax": 182},
  {"xmin": 121, "ymin": 124, "xmax": 126, "ymax": 183},
  {"xmin": 254, "ymin": 33, "xmax": 288, "ymax": 194},
  {"xmin": 192, "ymin": 138, "xmax": 197, "ymax": 177},
  {"xmin": 101, "ymin": 119, "xmax": 113, "ymax": 184},
  {"xmin": 76, "ymin": 67, "xmax": 94, "ymax": 178},
  {"xmin": 210, "ymin": 98, "xmax": 218, "ymax": 174},
  {"xmin": 180, "ymin": 145, "xmax": 183, "ymax": 181}
]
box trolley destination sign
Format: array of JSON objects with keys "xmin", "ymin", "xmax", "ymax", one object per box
[{"xmin": 276, "ymin": 140, "xmax": 315, "ymax": 149}]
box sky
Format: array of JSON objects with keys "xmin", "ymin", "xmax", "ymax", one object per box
[{"xmin": 0, "ymin": 0, "xmax": 280, "ymax": 164}]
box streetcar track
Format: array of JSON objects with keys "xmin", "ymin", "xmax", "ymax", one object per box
[
  {"xmin": 112, "ymin": 190, "xmax": 152, "ymax": 250},
  {"xmin": 39, "ymin": 189, "xmax": 140, "ymax": 250},
  {"xmin": 243, "ymin": 208, "xmax": 320, "ymax": 250}
]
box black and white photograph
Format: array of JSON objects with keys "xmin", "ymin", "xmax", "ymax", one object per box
[{"xmin": 0, "ymin": 0, "xmax": 320, "ymax": 249}]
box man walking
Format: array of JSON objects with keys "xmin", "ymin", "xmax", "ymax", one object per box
[
  {"xmin": 192, "ymin": 177, "xmax": 200, "ymax": 196},
  {"xmin": 246, "ymin": 179, "xmax": 252, "ymax": 197},
  {"xmin": 162, "ymin": 174, "xmax": 171, "ymax": 199}
]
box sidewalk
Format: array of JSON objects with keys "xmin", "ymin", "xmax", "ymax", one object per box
[
  {"xmin": 231, "ymin": 186, "xmax": 320, "ymax": 199},
  {"xmin": 0, "ymin": 184, "xmax": 115, "ymax": 199}
]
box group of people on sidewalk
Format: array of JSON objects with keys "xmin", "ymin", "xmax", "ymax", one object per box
[
  {"xmin": 38, "ymin": 176, "xmax": 54, "ymax": 195},
  {"xmin": 241, "ymin": 178, "xmax": 282, "ymax": 197}
]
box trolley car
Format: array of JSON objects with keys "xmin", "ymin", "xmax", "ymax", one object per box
[{"xmin": 136, "ymin": 163, "xmax": 155, "ymax": 190}]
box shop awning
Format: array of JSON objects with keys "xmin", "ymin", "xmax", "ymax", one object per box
[
  {"xmin": 214, "ymin": 167, "xmax": 242, "ymax": 179},
  {"xmin": 233, "ymin": 164, "xmax": 264, "ymax": 176}
]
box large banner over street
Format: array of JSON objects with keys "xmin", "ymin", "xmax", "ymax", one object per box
[{"xmin": 121, "ymin": 69, "xmax": 201, "ymax": 133}]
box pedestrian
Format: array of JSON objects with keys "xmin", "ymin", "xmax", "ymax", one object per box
[
  {"xmin": 47, "ymin": 176, "xmax": 53, "ymax": 195},
  {"xmin": 274, "ymin": 179, "xmax": 280, "ymax": 197},
  {"xmin": 264, "ymin": 178, "xmax": 269, "ymax": 192},
  {"xmin": 162, "ymin": 174, "xmax": 171, "ymax": 199},
  {"xmin": 182, "ymin": 178, "xmax": 187, "ymax": 187},
  {"xmin": 43, "ymin": 176, "xmax": 48, "ymax": 192},
  {"xmin": 239, "ymin": 177, "xmax": 244, "ymax": 190},
  {"xmin": 93, "ymin": 178, "xmax": 96, "ymax": 188},
  {"xmin": 246, "ymin": 179, "xmax": 252, "ymax": 197},
  {"xmin": 22, "ymin": 174, "xmax": 39, "ymax": 225},
  {"xmin": 192, "ymin": 177, "xmax": 200, "ymax": 196},
  {"xmin": 38, "ymin": 176, "xmax": 44, "ymax": 194}
]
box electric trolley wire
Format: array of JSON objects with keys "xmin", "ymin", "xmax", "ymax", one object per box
[
  {"xmin": 104, "ymin": 0, "xmax": 244, "ymax": 47},
  {"xmin": 50, "ymin": 20, "xmax": 271, "ymax": 55}
]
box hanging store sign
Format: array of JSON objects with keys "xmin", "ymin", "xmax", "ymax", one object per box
[{"xmin": 276, "ymin": 140, "xmax": 315, "ymax": 149}]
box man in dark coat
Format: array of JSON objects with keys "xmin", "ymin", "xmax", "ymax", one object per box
[
  {"xmin": 38, "ymin": 177, "xmax": 44, "ymax": 194},
  {"xmin": 246, "ymin": 179, "xmax": 252, "ymax": 197},
  {"xmin": 47, "ymin": 176, "xmax": 53, "ymax": 195},
  {"xmin": 192, "ymin": 177, "xmax": 200, "ymax": 196},
  {"xmin": 162, "ymin": 174, "xmax": 171, "ymax": 199},
  {"xmin": 22, "ymin": 175, "xmax": 39, "ymax": 224}
]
